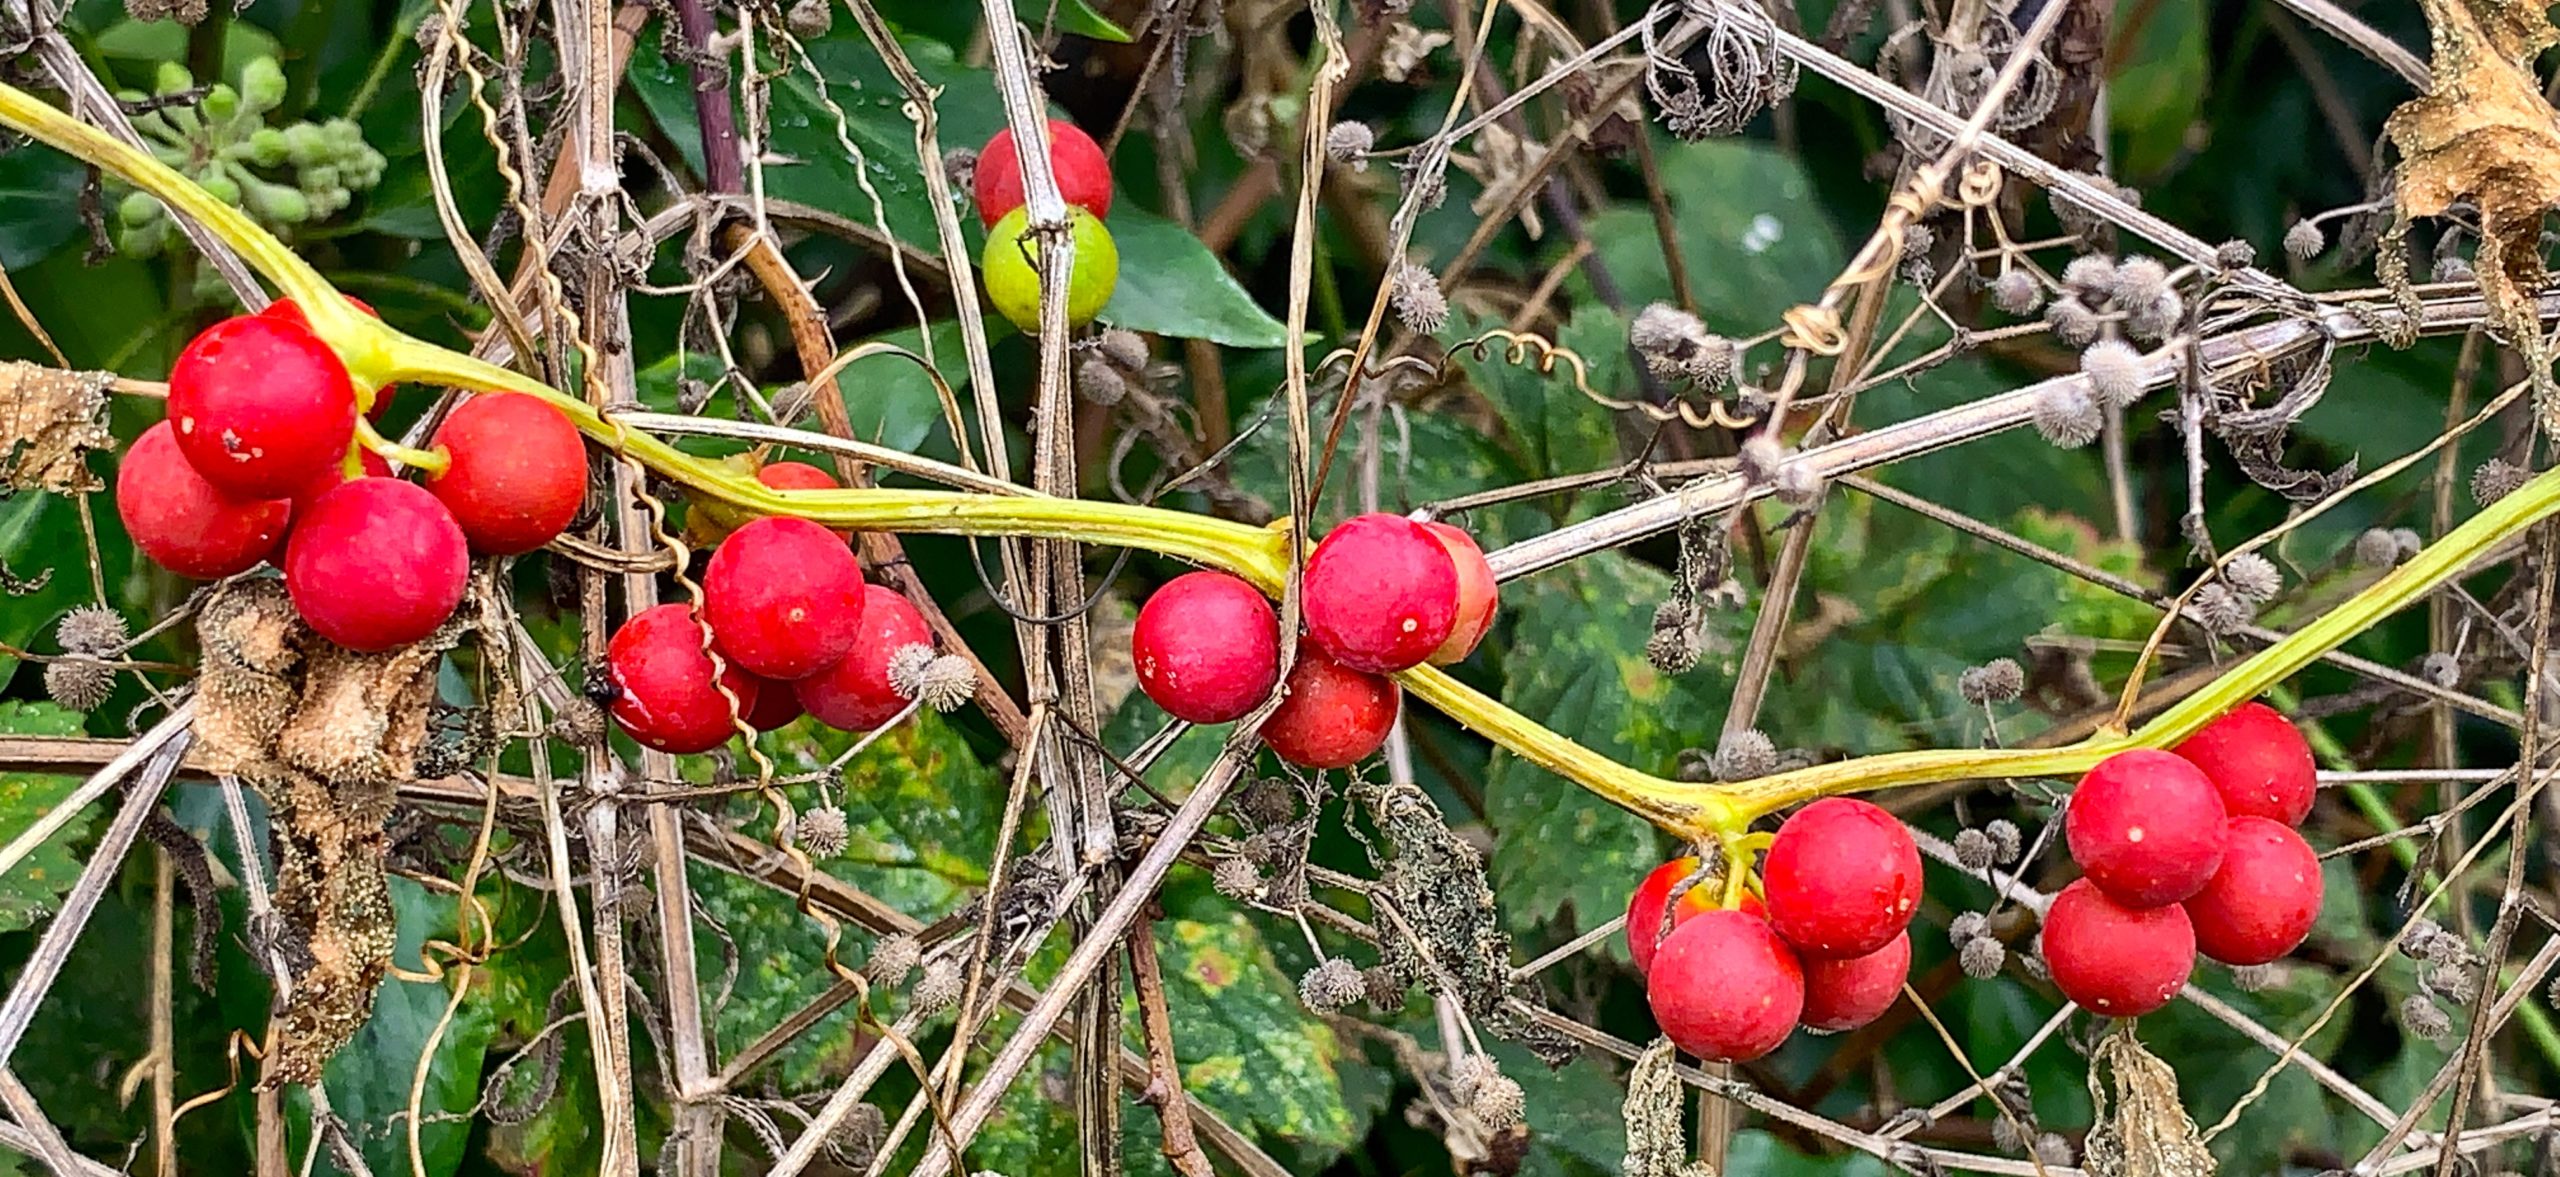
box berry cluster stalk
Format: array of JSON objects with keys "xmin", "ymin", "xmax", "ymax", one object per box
[{"xmin": 5, "ymin": 78, "xmax": 2552, "ymax": 846}]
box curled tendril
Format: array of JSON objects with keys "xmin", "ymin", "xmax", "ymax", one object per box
[
  {"xmin": 1780, "ymin": 303, "xmax": 1850, "ymax": 356},
  {"xmin": 1644, "ymin": 0, "xmax": 1796, "ymax": 140},
  {"xmin": 1878, "ymin": 17, "xmax": 2059, "ymax": 158},
  {"xmin": 1450, "ymin": 328, "xmax": 1763, "ymax": 430}
]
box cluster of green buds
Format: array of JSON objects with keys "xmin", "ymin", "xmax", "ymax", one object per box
[{"xmin": 114, "ymin": 58, "xmax": 387, "ymax": 257}]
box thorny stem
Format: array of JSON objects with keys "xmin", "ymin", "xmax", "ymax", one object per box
[{"xmin": 16, "ymin": 79, "xmax": 2560, "ymax": 849}]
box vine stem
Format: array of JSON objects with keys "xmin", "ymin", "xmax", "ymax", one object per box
[{"xmin": 11, "ymin": 76, "xmax": 2560, "ymax": 843}]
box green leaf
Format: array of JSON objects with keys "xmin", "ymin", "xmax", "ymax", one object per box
[
  {"xmin": 1485, "ymin": 554, "xmax": 1746, "ymax": 945},
  {"xmin": 1144, "ymin": 914, "xmax": 1362, "ymax": 1156},
  {"xmin": 1584, "ymin": 137, "xmax": 1846, "ymax": 331},
  {"xmin": 1022, "ymin": 0, "xmax": 1134, "ymax": 42},
  {"xmin": 1098, "ymin": 205, "xmax": 1293, "ymax": 348},
  {"xmin": 0, "ymin": 701, "xmax": 99, "ymax": 935},
  {"xmin": 2107, "ymin": 0, "xmax": 2208, "ymax": 177},
  {"xmin": 1452, "ymin": 306, "xmax": 1628, "ymax": 480},
  {"xmin": 0, "ymin": 151, "xmax": 83, "ymax": 270}
]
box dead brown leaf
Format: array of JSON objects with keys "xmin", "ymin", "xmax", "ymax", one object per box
[
  {"xmin": 2383, "ymin": 0, "xmax": 2560, "ymax": 347},
  {"xmin": 2082, "ymin": 1030, "xmax": 2214, "ymax": 1177},
  {"xmin": 0, "ymin": 360, "xmax": 112, "ymax": 495}
]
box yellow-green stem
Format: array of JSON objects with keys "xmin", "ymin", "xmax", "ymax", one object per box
[{"xmin": 9, "ymin": 78, "xmax": 2560, "ymax": 848}]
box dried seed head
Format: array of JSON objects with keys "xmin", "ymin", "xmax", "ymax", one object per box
[
  {"xmin": 1234, "ymin": 776, "xmax": 1297, "ymax": 827},
  {"xmin": 1985, "ymin": 818, "xmax": 2022, "ymax": 863},
  {"xmin": 1324, "ymin": 120, "xmax": 1375, "ymax": 168},
  {"xmin": 1949, "ymin": 911, "xmax": 1990, "ymax": 945},
  {"xmin": 1738, "ymin": 436, "xmax": 1785, "ymax": 483},
  {"xmin": 2423, "ymin": 960, "xmax": 2479, "ymax": 1003},
  {"xmin": 2283, "ymin": 219, "xmax": 2325, "ymax": 260},
  {"xmin": 1953, "ymin": 828, "xmax": 1998, "ymax": 871},
  {"xmin": 1687, "ymin": 335, "xmax": 1738, "ymax": 388},
  {"xmin": 549, "ymin": 697, "xmax": 608, "ymax": 747},
  {"xmin": 886, "ymin": 643, "xmax": 939, "ymax": 700},
  {"xmin": 2189, "ymin": 583, "xmax": 2256, "ymax": 635},
  {"xmin": 2044, "ymin": 297, "xmax": 2101, "ymax": 347},
  {"xmin": 867, "ymin": 933, "xmax": 920, "ymax": 986},
  {"xmin": 43, "ymin": 657, "xmax": 114, "ymax": 712},
  {"xmin": 2401, "ymin": 993, "xmax": 2453, "ymax": 1042},
  {"xmin": 1992, "ymin": 1115, "xmax": 2028, "ymax": 1153},
  {"xmin": 914, "ymin": 655, "xmax": 977, "ymax": 713},
  {"xmin": 1991, "ymin": 269, "xmax": 2043, "ymax": 316},
  {"xmin": 56, "ymin": 606, "xmax": 129, "ymax": 656},
  {"xmin": 2110, "ymin": 256, "xmax": 2170, "ymax": 306},
  {"xmin": 1299, "ymin": 957, "xmax": 1364, "ymax": 1012},
  {"xmin": 1712, "ymin": 728, "xmax": 1777, "ymax": 781},
  {"xmin": 1900, "ymin": 222, "xmax": 1936, "ymax": 261},
  {"xmin": 2221, "ymin": 552, "xmax": 2282, "ymax": 603},
  {"xmin": 943, "ymin": 147, "xmax": 979, "ymax": 197},
  {"xmin": 1468, "ymin": 1068, "xmax": 1525, "ymax": 1129},
  {"xmin": 913, "ymin": 958, "xmax": 963, "ymax": 1013},
  {"xmin": 1074, "ymin": 353, "xmax": 1128, "ymax": 406},
  {"xmin": 2422, "ymin": 651, "xmax": 2460, "ymax": 689},
  {"xmin": 797, "ymin": 805, "xmax": 851, "ymax": 859},
  {"xmin": 2231, "ymin": 963, "xmax": 2279, "ymax": 992},
  {"xmin": 2353, "ymin": 528, "xmax": 2404, "ymax": 569},
  {"xmin": 2079, "ymin": 339, "xmax": 2145, "ymax": 409},
  {"xmin": 1363, "ymin": 965, "xmax": 1409, "ymax": 1011},
  {"xmin": 786, "ymin": 0, "xmax": 833, "ymax": 38},
  {"xmin": 2061, "ymin": 255, "xmax": 2117, "ymax": 301},
  {"xmin": 2472, "ymin": 457, "xmax": 2531, "ymax": 507},
  {"xmin": 1774, "ymin": 460, "xmax": 1825, "ymax": 507},
  {"xmin": 2401, "ymin": 917, "xmax": 2453, "ymax": 961},
  {"xmin": 2031, "ymin": 384, "xmax": 2102, "ymax": 448},
  {"xmin": 2126, "ymin": 287, "xmax": 2185, "ymax": 343},
  {"xmin": 2216, "ymin": 239, "xmax": 2256, "ymax": 268},
  {"xmin": 1097, "ymin": 328, "xmax": 1150, "ymax": 372},
  {"xmin": 1390, "ymin": 262, "xmax": 1450, "ymax": 334},
  {"xmin": 1958, "ymin": 657, "xmax": 2026, "ymax": 704},
  {"xmin": 1630, "ymin": 302, "xmax": 1710, "ymax": 378},
  {"xmin": 1212, "ymin": 855, "xmax": 1263, "ymax": 900},
  {"xmin": 1902, "ymin": 256, "xmax": 1937, "ymax": 289},
  {"xmin": 1959, "ymin": 934, "xmax": 2006, "ymax": 979},
  {"xmin": 1647, "ymin": 603, "xmax": 1701, "ymax": 674},
  {"xmin": 2034, "ymin": 1134, "xmax": 2075, "ymax": 1166},
  {"xmin": 2391, "ymin": 528, "xmax": 2424, "ymax": 559}
]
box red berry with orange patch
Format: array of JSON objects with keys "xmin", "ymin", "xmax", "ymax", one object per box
[{"xmin": 1303, "ymin": 513, "xmax": 1458, "ymax": 674}]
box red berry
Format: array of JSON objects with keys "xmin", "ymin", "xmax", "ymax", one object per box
[
  {"xmin": 973, "ymin": 118, "xmax": 1114, "ymax": 228},
  {"xmin": 2041, "ymin": 878, "xmax": 2195, "ymax": 1016},
  {"xmin": 1303, "ymin": 513, "xmax": 1459, "ymax": 673},
  {"xmin": 755, "ymin": 461, "xmax": 852, "ymax": 540},
  {"xmin": 426, "ymin": 393, "xmax": 590, "ymax": 555},
  {"xmin": 702, "ymin": 516, "xmax": 867, "ymax": 680},
  {"xmin": 1646, "ymin": 909, "xmax": 1804, "ymax": 1061},
  {"xmin": 606, "ymin": 603, "xmax": 764, "ymax": 754},
  {"xmin": 1261, "ymin": 644, "xmax": 1399, "ymax": 769},
  {"xmin": 796, "ymin": 585, "xmax": 935, "ymax": 732},
  {"xmin": 1133, "ymin": 571, "xmax": 1282, "ymax": 724},
  {"xmin": 1423, "ymin": 522, "xmax": 1499, "ymax": 665},
  {"xmin": 2183, "ymin": 817, "xmax": 2323, "ymax": 966},
  {"xmin": 264, "ymin": 295, "xmax": 397, "ymax": 419},
  {"xmin": 282, "ymin": 477, "xmax": 470, "ymax": 651},
  {"xmin": 2171, "ymin": 701, "xmax": 2317, "ymax": 826},
  {"xmin": 1761, "ymin": 797, "xmax": 1924, "ymax": 959},
  {"xmin": 743, "ymin": 671, "xmax": 803, "ymax": 732},
  {"xmin": 1626, "ymin": 856, "xmax": 1761, "ymax": 975},
  {"xmin": 288, "ymin": 446, "xmax": 391, "ymax": 515},
  {"xmin": 1800, "ymin": 930, "xmax": 1911, "ymax": 1033},
  {"xmin": 166, "ymin": 314, "xmax": 358, "ymax": 500},
  {"xmin": 116, "ymin": 421, "xmax": 291, "ymax": 579},
  {"xmin": 2066, "ymin": 749, "xmax": 2229, "ymax": 908}
]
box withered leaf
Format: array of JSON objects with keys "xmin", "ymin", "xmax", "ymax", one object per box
[
  {"xmin": 2083, "ymin": 1030, "xmax": 2215, "ymax": 1177},
  {"xmin": 0, "ymin": 361, "xmax": 112, "ymax": 495},
  {"xmin": 2383, "ymin": 0, "xmax": 2560, "ymax": 345}
]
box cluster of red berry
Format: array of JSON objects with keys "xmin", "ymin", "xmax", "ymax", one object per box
[
  {"xmin": 1626, "ymin": 797, "xmax": 1923, "ymax": 1061},
  {"xmin": 2045, "ymin": 701, "xmax": 2324, "ymax": 1015},
  {"xmin": 118, "ymin": 297, "xmax": 588, "ymax": 651},
  {"xmin": 604, "ymin": 458, "xmax": 938, "ymax": 754},
  {"xmin": 1130, "ymin": 513, "xmax": 1497, "ymax": 767},
  {"xmin": 973, "ymin": 119, "xmax": 1119, "ymax": 333}
]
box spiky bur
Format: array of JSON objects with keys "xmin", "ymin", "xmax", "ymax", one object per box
[
  {"xmin": 2031, "ymin": 384, "xmax": 2102, "ymax": 448},
  {"xmin": 942, "ymin": 147, "xmax": 978, "ymax": 194},
  {"xmin": 1991, "ymin": 269, "xmax": 2043, "ymax": 315},
  {"xmin": 1711, "ymin": 728, "xmax": 1777, "ymax": 782},
  {"xmin": 1985, "ymin": 819, "xmax": 2022, "ymax": 863},
  {"xmin": 2423, "ymin": 652, "xmax": 2461, "ymax": 688},
  {"xmin": 1953, "ymin": 828, "xmax": 1997, "ymax": 870},
  {"xmin": 2044, "ymin": 298, "xmax": 2101, "ymax": 346},
  {"xmin": 2189, "ymin": 583, "xmax": 2256, "ymax": 635},
  {"xmin": 2401, "ymin": 993, "xmax": 2453, "ymax": 1042},
  {"xmin": 1958, "ymin": 657, "xmax": 2025, "ymax": 704},
  {"xmin": 1450, "ymin": 1055, "xmax": 1525, "ymax": 1129},
  {"xmin": 1774, "ymin": 460, "xmax": 1825, "ymax": 507},
  {"xmin": 1959, "ymin": 934, "xmax": 2006, "ymax": 979},
  {"xmin": 44, "ymin": 658, "xmax": 114, "ymax": 711},
  {"xmin": 786, "ymin": 0, "xmax": 832, "ymax": 35},
  {"xmin": 1325, "ymin": 120, "xmax": 1375, "ymax": 168},
  {"xmin": 56, "ymin": 606, "xmax": 129, "ymax": 656},
  {"xmin": 2061, "ymin": 255, "xmax": 2116, "ymax": 298},
  {"xmin": 1948, "ymin": 911, "xmax": 1989, "ymax": 946},
  {"xmin": 2216, "ymin": 240, "xmax": 2256, "ymax": 267},
  {"xmin": 1737, "ymin": 437, "xmax": 1784, "ymax": 484},
  {"xmin": 2423, "ymin": 960, "xmax": 2479, "ymax": 1002},
  {"xmin": 2354, "ymin": 527, "xmax": 2406, "ymax": 569},
  {"xmin": 1363, "ymin": 965, "xmax": 1409, "ymax": 1012},
  {"xmin": 2283, "ymin": 219, "xmax": 2325, "ymax": 260},
  {"xmin": 2473, "ymin": 457, "xmax": 2531, "ymax": 506},
  {"xmin": 1628, "ymin": 303, "xmax": 1736, "ymax": 386},
  {"xmin": 1074, "ymin": 353, "xmax": 1128, "ymax": 406},
  {"xmin": 912, "ymin": 958, "xmax": 963, "ymax": 1014},
  {"xmin": 1647, "ymin": 600, "xmax": 1702, "ymax": 674},
  {"xmin": 1299, "ymin": 957, "xmax": 1364, "ymax": 1012},
  {"xmin": 2221, "ymin": 552, "xmax": 2282, "ymax": 603},
  {"xmin": 796, "ymin": 805, "xmax": 850, "ymax": 859},
  {"xmin": 866, "ymin": 933, "xmax": 920, "ymax": 986},
  {"xmin": 1211, "ymin": 855, "xmax": 1263, "ymax": 900},
  {"xmin": 2080, "ymin": 340, "xmax": 2145, "ymax": 409},
  {"xmin": 1390, "ymin": 262, "xmax": 1450, "ymax": 334}
]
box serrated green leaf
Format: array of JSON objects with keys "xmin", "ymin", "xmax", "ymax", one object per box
[
  {"xmin": 1486, "ymin": 554, "xmax": 1746, "ymax": 945},
  {"xmin": 1145, "ymin": 914, "xmax": 1360, "ymax": 1155},
  {"xmin": 0, "ymin": 701, "xmax": 99, "ymax": 934}
]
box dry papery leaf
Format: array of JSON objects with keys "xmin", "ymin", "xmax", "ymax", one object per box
[
  {"xmin": 2383, "ymin": 0, "xmax": 2560, "ymax": 353},
  {"xmin": 0, "ymin": 361, "xmax": 112, "ymax": 495},
  {"xmin": 2082, "ymin": 1030, "xmax": 2214, "ymax": 1177}
]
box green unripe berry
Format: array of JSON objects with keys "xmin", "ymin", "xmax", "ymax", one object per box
[
  {"xmin": 245, "ymin": 128, "xmax": 289, "ymax": 167},
  {"xmin": 980, "ymin": 206, "xmax": 1118, "ymax": 333},
  {"xmin": 198, "ymin": 169, "xmax": 242, "ymax": 206},
  {"xmin": 247, "ymin": 180, "xmax": 311, "ymax": 224},
  {"xmin": 153, "ymin": 62, "xmax": 195, "ymax": 97},
  {"xmin": 203, "ymin": 84, "xmax": 239, "ymax": 122},
  {"xmin": 240, "ymin": 57, "xmax": 286, "ymax": 112},
  {"xmin": 282, "ymin": 123, "xmax": 328, "ymax": 166},
  {"xmin": 117, "ymin": 191, "xmax": 164, "ymax": 227}
]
